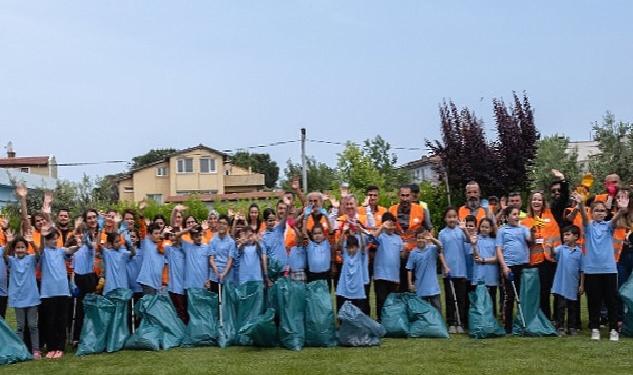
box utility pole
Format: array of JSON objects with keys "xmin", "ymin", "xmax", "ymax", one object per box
[{"xmin": 301, "ymin": 128, "xmax": 307, "ymax": 194}]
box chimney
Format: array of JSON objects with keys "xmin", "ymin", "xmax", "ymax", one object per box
[{"xmin": 7, "ymin": 141, "xmax": 15, "ymax": 158}]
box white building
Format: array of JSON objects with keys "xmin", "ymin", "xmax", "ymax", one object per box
[
  {"xmin": 566, "ymin": 140, "xmax": 600, "ymax": 172},
  {"xmin": 399, "ymin": 155, "xmax": 441, "ymax": 185}
]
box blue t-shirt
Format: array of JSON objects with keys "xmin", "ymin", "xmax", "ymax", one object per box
[
  {"xmin": 307, "ymin": 240, "xmax": 331, "ymax": 273},
  {"xmin": 126, "ymin": 249, "xmax": 143, "ymax": 293},
  {"xmin": 40, "ymin": 247, "xmax": 70, "ymax": 298},
  {"xmin": 373, "ymin": 232, "xmax": 403, "ymax": 282},
  {"xmin": 262, "ymin": 223, "xmax": 286, "ymax": 265},
  {"xmin": 439, "ymin": 227, "xmax": 468, "ymax": 278},
  {"xmin": 182, "ymin": 241, "xmax": 212, "ymax": 289},
  {"xmin": 209, "ymin": 235, "xmax": 237, "ymax": 283},
  {"xmin": 136, "ymin": 238, "xmax": 165, "ymax": 290},
  {"xmin": 8, "ymin": 255, "xmax": 40, "ymax": 308},
  {"xmin": 288, "ymin": 246, "xmax": 307, "ymax": 272},
  {"xmin": 496, "ymin": 225, "xmax": 530, "ymax": 266},
  {"xmin": 336, "ymin": 247, "xmax": 366, "ymax": 299},
  {"xmin": 552, "ymin": 245, "xmax": 583, "ymax": 300},
  {"xmin": 472, "ymin": 235, "xmax": 499, "ymax": 286},
  {"xmin": 165, "ymin": 245, "xmax": 185, "ymax": 295},
  {"xmin": 0, "ymin": 247, "xmax": 7, "ymax": 296},
  {"xmin": 234, "ymin": 243, "xmax": 263, "ymax": 284},
  {"xmin": 103, "ymin": 247, "xmax": 132, "ymax": 295},
  {"xmin": 582, "ymin": 221, "xmax": 617, "ymax": 274},
  {"xmin": 72, "ymin": 244, "xmax": 95, "ymax": 275},
  {"xmin": 406, "ymin": 245, "xmax": 441, "ymax": 297}
]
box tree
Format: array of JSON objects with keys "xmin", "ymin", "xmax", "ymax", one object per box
[
  {"xmin": 588, "ymin": 112, "xmax": 633, "ymax": 193},
  {"xmin": 362, "ymin": 136, "xmax": 409, "ymax": 192},
  {"xmin": 131, "ymin": 148, "xmax": 176, "ymax": 169},
  {"xmin": 282, "ymin": 156, "xmax": 336, "ymax": 193},
  {"xmin": 335, "ymin": 142, "xmax": 385, "ymax": 196},
  {"xmin": 231, "ymin": 151, "xmax": 280, "ymax": 188},
  {"xmin": 530, "ymin": 135, "xmax": 580, "ymax": 195},
  {"xmin": 92, "ymin": 175, "xmax": 119, "ymax": 206}
]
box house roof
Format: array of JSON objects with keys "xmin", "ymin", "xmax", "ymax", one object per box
[
  {"xmin": 0, "ymin": 156, "xmax": 50, "ymax": 167},
  {"xmin": 130, "ymin": 144, "xmax": 229, "ymax": 173},
  {"xmin": 399, "ymin": 155, "xmax": 441, "ymax": 170},
  {"xmin": 166, "ymin": 191, "xmax": 283, "ymax": 203}
]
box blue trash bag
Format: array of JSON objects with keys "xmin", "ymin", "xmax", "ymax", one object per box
[
  {"xmin": 619, "ymin": 273, "xmax": 633, "ymax": 337},
  {"xmin": 77, "ymin": 294, "xmax": 116, "ymax": 356},
  {"xmin": 0, "ymin": 317, "xmax": 32, "ymax": 364},
  {"xmin": 404, "ymin": 294, "xmax": 449, "ymax": 339},
  {"xmin": 304, "ymin": 280, "xmax": 336, "ymax": 347},
  {"xmin": 468, "ymin": 284, "xmax": 505, "ymax": 339},
  {"xmin": 274, "ymin": 278, "xmax": 306, "ymax": 351},
  {"xmin": 238, "ymin": 308, "xmax": 278, "ymax": 347},
  {"xmin": 236, "ymin": 281, "xmax": 265, "ymax": 346},
  {"xmin": 381, "ymin": 293, "xmax": 409, "ymax": 338},
  {"xmin": 183, "ymin": 288, "xmax": 218, "ymax": 346},
  {"xmin": 337, "ymin": 301, "xmax": 385, "ymax": 346},
  {"xmin": 512, "ymin": 268, "xmax": 557, "ymax": 337},
  {"xmin": 105, "ymin": 288, "xmax": 133, "ymax": 352},
  {"xmin": 125, "ymin": 294, "xmax": 186, "ymax": 350},
  {"xmin": 218, "ymin": 281, "xmax": 239, "ymax": 348}
]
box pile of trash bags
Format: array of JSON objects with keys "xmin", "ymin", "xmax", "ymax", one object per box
[
  {"xmin": 467, "ymin": 283, "xmax": 505, "ymax": 339},
  {"xmin": 381, "ymin": 293, "xmax": 448, "ymax": 339},
  {"xmin": 0, "ymin": 317, "xmax": 31, "ymax": 365},
  {"xmin": 511, "ymin": 268, "xmax": 557, "ymax": 337},
  {"xmin": 618, "ymin": 273, "xmax": 633, "ymax": 337}
]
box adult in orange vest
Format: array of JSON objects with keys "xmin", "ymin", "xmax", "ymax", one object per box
[
  {"xmin": 409, "ymin": 184, "xmax": 434, "ymax": 231},
  {"xmin": 389, "ymin": 185, "xmax": 426, "ymax": 292},
  {"xmin": 458, "ymin": 181, "xmax": 491, "ymax": 223},
  {"xmin": 365, "ymin": 185, "xmax": 388, "ymax": 228},
  {"xmin": 520, "ymin": 191, "xmax": 561, "ymax": 320}
]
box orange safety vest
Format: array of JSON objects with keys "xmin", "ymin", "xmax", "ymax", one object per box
[
  {"xmin": 564, "ymin": 206, "xmax": 588, "ymax": 250},
  {"xmin": 371, "ymin": 206, "xmax": 388, "ymax": 228},
  {"xmin": 285, "ymin": 214, "xmax": 330, "ymax": 249},
  {"xmin": 458, "ymin": 206, "xmax": 488, "ymax": 222},
  {"xmin": 388, "ymin": 203, "xmax": 424, "ymax": 251},
  {"xmin": 520, "ymin": 209, "xmax": 561, "ymax": 265},
  {"xmin": 594, "ymin": 194, "xmax": 628, "ymax": 261},
  {"xmin": 0, "ymin": 229, "xmax": 6, "ymax": 247}
]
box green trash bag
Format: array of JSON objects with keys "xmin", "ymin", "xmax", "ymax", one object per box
[
  {"xmin": 183, "ymin": 288, "xmax": 218, "ymax": 347},
  {"xmin": 275, "ymin": 278, "xmax": 306, "ymax": 351},
  {"xmin": 218, "ymin": 281, "xmax": 239, "ymax": 348},
  {"xmin": 381, "ymin": 293, "xmax": 409, "ymax": 338},
  {"xmin": 304, "ymin": 280, "xmax": 336, "ymax": 347},
  {"xmin": 77, "ymin": 294, "xmax": 116, "ymax": 356},
  {"xmin": 267, "ymin": 257, "xmax": 285, "ymax": 283},
  {"xmin": 405, "ymin": 294, "xmax": 449, "ymax": 339},
  {"xmin": 512, "ymin": 268, "xmax": 557, "ymax": 337},
  {"xmin": 468, "ymin": 284, "xmax": 505, "ymax": 339},
  {"xmin": 238, "ymin": 308, "xmax": 278, "ymax": 347},
  {"xmin": 337, "ymin": 301, "xmax": 385, "ymax": 346},
  {"xmin": 0, "ymin": 317, "xmax": 31, "ymax": 364},
  {"xmin": 125, "ymin": 294, "xmax": 186, "ymax": 350},
  {"xmin": 236, "ymin": 281, "xmax": 265, "ymax": 346},
  {"xmin": 618, "ymin": 273, "xmax": 633, "ymax": 337},
  {"xmin": 105, "ymin": 288, "xmax": 133, "ymax": 353}
]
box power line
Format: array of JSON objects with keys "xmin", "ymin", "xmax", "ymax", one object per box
[
  {"xmin": 53, "ymin": 160, "xmax": 128, "ymax": 167},
  {"xmin": 221, "ymin": 139, "xmax": 300, "ymax": 153},
  {"xmin": 307, "ymin": 139, "xmax": 426, "ymax": 151}
]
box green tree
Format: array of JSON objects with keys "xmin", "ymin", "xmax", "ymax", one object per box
[
  {"xmin": 131, "ymin": 148, "xmax": 176, "ymax": 169},
  {"xmin": 92, "ymin": 175, "xmax": 119, "ymax": 206},
  {"xmin": 282, "ymin": 156, "xmax": 336, "ymax": 192},
  {"xmin": 336, "ymin": 142, "xmax": 385, "ymax": 196},
  {"xmin": 589, "ymin": 112, "xmax": 633, "ymax": 193},
  {"xmin": 418, "ymin": 181, "xmax": 449, "ymax": 229},
  {"xmin": 231, "ymin": 151, "xmax": 280, "ymax": 188},
  {"xmin": 530, "ymin": 135, "xmax": 580, "ymax": 195},
  {"xmin": 363, "ymin": 135, "xmax": 409, "ymax": 191}
]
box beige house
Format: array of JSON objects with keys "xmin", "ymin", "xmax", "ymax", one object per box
[
  {"xmin": 116, "ymin": 144, "xmax": 267, "ymax": 204},
  {"xmin": 0, "ymin": 142, "xmax": 58, "ymax": 178}
]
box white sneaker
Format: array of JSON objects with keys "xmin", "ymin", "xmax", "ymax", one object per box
[
  {"xmin": 609, "ymin": 329, "xmax": 619, "ymax": 342},
  {"xmin": 448, "ymin": 326, "xmax": 457, "ymax": 334},
  {"xmin": 457, "ymin": 326, "xmax": 465, "ymax": 334},
  {"xmin": 591, "ymin": 329, "xmax": 600, "ymax": 341}
]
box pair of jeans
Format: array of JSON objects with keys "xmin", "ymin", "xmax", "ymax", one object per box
[
  {"xmin": 373, "ymin": 279, "xmax": 399, "ymax": 321},
  {"xmin": 585, "ymin": 273, "xmax": 618, "ymax": 330}
]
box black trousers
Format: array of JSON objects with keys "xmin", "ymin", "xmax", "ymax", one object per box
[
  {"xmin": 41, "ymin": 296, "xmax": 69, "ymax": 351},
  {"xmin": 537, "ymin": 261, "xmax": 556, "ymax": 320},
  {"xmin": 374, "ymin": 279, "xmax": 399, "ymax": 321},
  {"xmin": 170, "ymin": 292, "xmax": 188, "ymax": 325},
  {"xmin": 0, "ymin": 295, "xmax": 7, "ymax": 319},
  {"xmin": 444, "ymin": 278, "xmax": 468, "ymax": 327},
  {"xmin": 501, "ymin": 265, "xmax": 526, "ymax": 333},
  {"xmin": 555, "ymin": 294, "xmax": 578, "ymax": 330},
  {"xmin": 585, "ymin": 273, "xmax": 618, "ymax": 330},
  {"xmin": 398, "ymin": 254, "xmax": 410, "ymax": 293},
  {"xmin": 73, "ymin": 273, "xmax": 98, "ymax": 342},
  {"xmin": 486, "ymin": 286, "xmax": 498, "ymax": 318}
]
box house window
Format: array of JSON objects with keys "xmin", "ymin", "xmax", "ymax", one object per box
[
  {"xmin": 20, "ymin": 167, "xmax": 30, "ymax": 173},
  {"xmin": 156, "ymin": 167, "xmax": 168, "ymax": 177},
  {"xmin": 177, "ymin": 158, "xmax": 193, "ymax": 173},
  {"xmin": 123, "ymin": 186, "xmax": 134, "ymax": 193},
  {"xmin": 200, "ymin": 158, "xmax": 216, "ymax": 174},
  {"xmin": 146, "ymin": 194, "xmax": 163, "ymax": 204}
]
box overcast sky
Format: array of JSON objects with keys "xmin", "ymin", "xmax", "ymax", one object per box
[{"xmin": 1, "ymin": 1, "xmax": 632, "ymax": 182}]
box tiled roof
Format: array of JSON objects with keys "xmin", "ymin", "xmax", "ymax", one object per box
[
  {"xmin": 0, "ymin": 156, "xmax": 50, "ymax": 166},
  {"xmin": 166, "ymin": 191, "xmax": 283, "ymax": 202}
]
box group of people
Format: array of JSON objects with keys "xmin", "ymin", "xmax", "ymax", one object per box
[{"xmin": 1, "ymin": 170, "xmax": 632, "ymax": 360}]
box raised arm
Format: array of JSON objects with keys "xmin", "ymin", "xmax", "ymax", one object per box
[
  {"xmin": 15, "ymin": 184, "xmax": 31, "ymax": 235},
  {"xmin": 610, "ymin": 192, "xmax": 629, "ymax": 229}
]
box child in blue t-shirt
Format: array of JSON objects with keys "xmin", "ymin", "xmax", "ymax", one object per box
[
  {"xmin": 471, "ymin": 218, "xmax": 499, "ymax": 316},
  {"xmin": 551, "ymin": 225, "xmax": 583, "ymax": 336},
  {"xmin": 407, "ymin": 228, "xmax": 448, "ymax": 313},
  {"xmin": 335, "ymin": 233, "xmax": 369, "ymax": 315},
  {"xmin": 102, "ymin": 232, "xmax": 134, "ymax": 295},
  {"xmin": 575, "ymin": 191, "xmax": 628, "ymax": 341},
  {"xmin": 229, "ymin": 226, "xmax": 271, "ymax": 286}
]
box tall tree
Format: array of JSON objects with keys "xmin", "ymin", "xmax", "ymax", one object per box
[
  {"xmin": 530, "ymin": 135, "xmax": 580, "ymax": 194},
  {"xmin": 131, "ymin": 148, "xmax": 176, "ymax": 169},
  {"xmin": 362, "ymin": 135, "xmax": 409, "ymax": 191},
  {"xmin": 588, "ymin": 112, "xmax": 633, "ymax": 192},
  {"xmin": 231, "ymin": 151, "xmax": 280, "ymax": 188},
  {"xmin": 282, "ymin": 156, "xmax": 336, "ymax": 193},
  {"xmin": 336, "ymin": 142, "xmax": 385, "ymax": 196}
]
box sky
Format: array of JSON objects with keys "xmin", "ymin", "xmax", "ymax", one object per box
[{"xmin": 1, "ymin": 1, "xmax": 632, "ymax": 182}]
